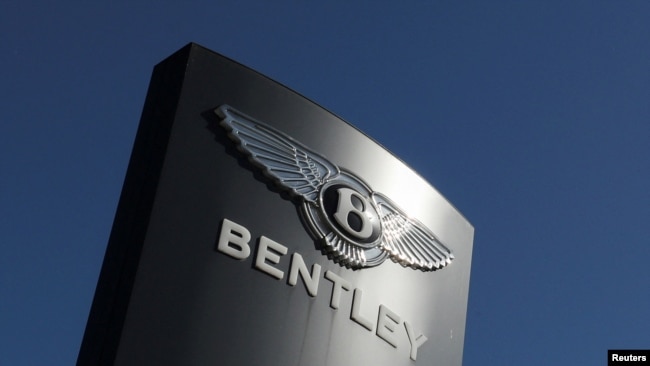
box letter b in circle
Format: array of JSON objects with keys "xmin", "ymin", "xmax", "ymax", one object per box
[{"xmin": 333, "ymin": 187, "xmax": 375, "ymax": 240}]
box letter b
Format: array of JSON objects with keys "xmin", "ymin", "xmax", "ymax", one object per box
[
  {"xmin": 216, "ymin": 218, "xmax": 251, "ymax": 259},
  {"xmin": 333, "ymin": 187, "xmax": 374, "ymax": 239}
]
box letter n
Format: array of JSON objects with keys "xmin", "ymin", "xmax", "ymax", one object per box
[{"xmin": 288, "ymin": 253, "xmax": 321, "ymax": 297}]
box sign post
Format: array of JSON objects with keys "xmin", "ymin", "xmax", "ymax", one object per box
[{"xmin": 78, "ymin": 43, "xmax": 474, "ymax": 366}]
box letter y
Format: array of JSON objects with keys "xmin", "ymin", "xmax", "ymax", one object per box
[{"xmin": 404, "ymin": 321, "xmax": 428, "ymax": 361}]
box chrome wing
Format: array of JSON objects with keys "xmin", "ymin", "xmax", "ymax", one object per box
[
  {"xmin": 373, "ymin": 193, "xmax": 454, "ymax": 271},
  {"xmin": 216, "ymin": 105, "xmax": 340, "ymax": 203}
]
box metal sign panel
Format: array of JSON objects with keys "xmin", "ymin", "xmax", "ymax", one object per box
[{"xmin": 78, "ymin": 43, "xmax": 474, "ymax": 366}]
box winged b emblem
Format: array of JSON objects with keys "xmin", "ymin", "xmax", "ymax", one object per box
[{"xmin": 216, "ymin": 105, "xmax": 454, "ymax": 271}]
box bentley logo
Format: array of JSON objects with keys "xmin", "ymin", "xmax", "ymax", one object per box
[{"xmin": 216, "ymin": 105, "xmax": 454, "ymax": 271}]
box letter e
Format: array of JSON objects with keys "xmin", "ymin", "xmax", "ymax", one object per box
[
  {"xmin": 376, "ymin": 305, "xmax": 401, "ymax": 348},
  {"xmin": 255, "ymin": 236, "xmax": 288, "ymax": 280}
]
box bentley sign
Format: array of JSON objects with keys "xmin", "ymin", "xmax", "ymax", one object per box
[{"xmin": 77, "ymin": 43, "xmax": 474, "ymax": 366}]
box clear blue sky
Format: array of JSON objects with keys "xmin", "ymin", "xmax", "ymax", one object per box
[{"xmin": 1, "ymin": 1, "xmax": 648, "ymax": 365}]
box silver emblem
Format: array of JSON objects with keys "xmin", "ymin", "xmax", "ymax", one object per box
[{"xmin": 216, "ymin": 105, "xmax": 454, "ymax": 271}]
